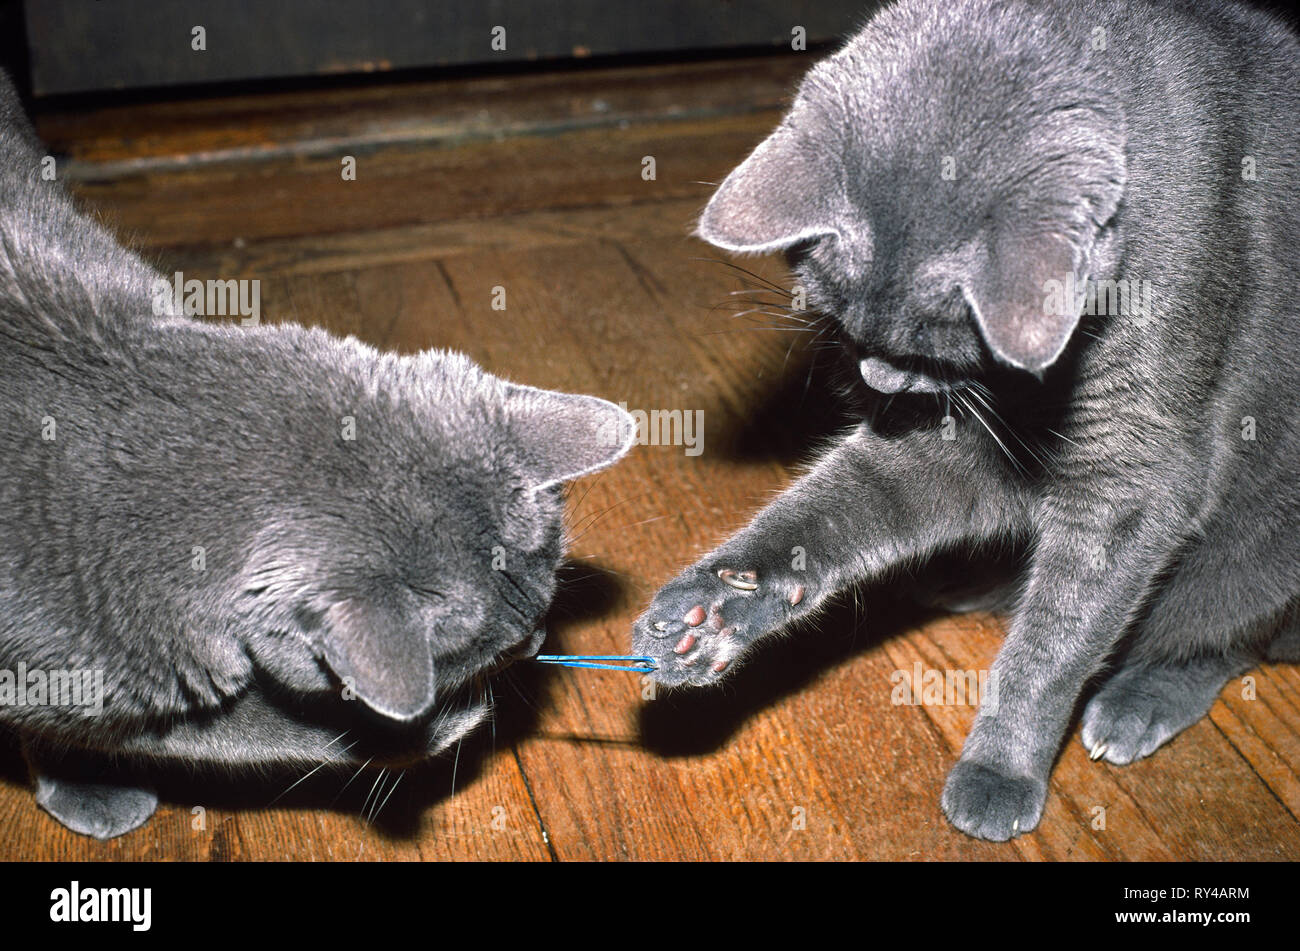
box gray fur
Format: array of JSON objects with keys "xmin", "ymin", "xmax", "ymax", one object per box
[
  {"xmin": 634, "ymin": 0, "xmax": 1299, "ymax": 840},
  {"xmin": 0, "ymin": 71, "xmax": 633, "ymax": 838}
]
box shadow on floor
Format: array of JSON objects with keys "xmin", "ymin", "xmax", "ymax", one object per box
[
  {"xmin": 637, "ymin": 548, "xmax": 1021, "ymax": 757},
  {"xmin": 706, "ymin": 331, "xmax": 862, "ymax": 468}
]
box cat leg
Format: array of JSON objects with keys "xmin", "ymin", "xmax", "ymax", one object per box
[
  {"xmin": 1079, "ymin": 585, "xmax": 1298, "ymax": 765},
  {"xmin": 1079, "ymin": 652, "xmax": 1253, "ymax": 765},
  {"xmin": 633, "ymin": 421, "xmax": 1028, "ymax": 684},
  {"xmin": 1264, "ymin": 601, "xmax": 1300, "ymax": 662},
  {"xmin": 24, "ymin": 743, "xmax": 157, "ymax": 840},
  {"xmin": 941, "ymin": 484, "xmax": 1198, "ymax": 841}
]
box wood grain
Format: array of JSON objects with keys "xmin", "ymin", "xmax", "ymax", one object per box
[{"xmin": 2, "ymin": 60, "xmax": 1297, "ymax": 861}]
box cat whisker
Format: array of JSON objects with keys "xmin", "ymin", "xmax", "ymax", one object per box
[
  {"xmin": 727, "ymin": 310, "xmax": 818, "ymax": 328},
  {"xmin": 722, "ymin": 305, "xmax": 816, "ymax": 325},
  {"xmin": 781, "ymin": 321, "xmax": 808, "ymax": 374},
  {"xmin": 565, "ymin": 513, "xmax": 670, "ymax": 547},
  {"xmin": 449, "ymin": 695, "xmax": 472, "ymax": 797},
  {"xmin": 722, "ymin": 302, "xmax": 819, "ymax": 326},
  {"xmin": 605, "ymin": 513, "xmax": 670, "ymax": 532},
  {"xmin": 321, "ymin": 730, "xmax": 351, "ymax": 752},
  {"xmin": 361, "ymin": 767, "xmax": 389, "ymax": 824},
  {"xmin": 955, "ymin": 390, "xmax": 1028, "ymax": 475},
  {"xmin": 711, "ymin": 291, "xmax": 800, "ymax": 308},
  {"xmin": 269, "ymin": 739, "xmax": 359, "ymax": 806},
  {"xmin": 1044, "ymin": 427, "xmax": 1080, "ymax": 447},
  {"xmin": 702, "ymin": 326, "xmax": 820, "ymax": 336},
  {"xmin": 500, "ymin": 668, "xmax": 541, "ymax": 714},
  {"xmin": 559, "ymin": 559, "xmax": 637, "ymax": 582},
  {"xmin": 963, "ymin": 384, "xmax": 1053, "ymax": 473},
  {"xmin": 370, "ymin": 770, "xmax": 405, "ymax": 824},
  {"xmin": 724, "ymin": 288, "xmax": 794, "ymax": 298},
  {"xmin": 331, "ymin": 755, "xmax": 374, "ymax": 809},
  {"xmin": 566, "ymin": 492, "xmax": 654, "ymax": 546},
  {"xmin": 723, "ymin": 290, "xmax": 802, "ymax": 308},
  {"xmin": 563, "ymin": 468, "xmax": 609, "ymax": 528},
  {"xmin": 692, "ymin": 257, "xmax": 795, "ymax": 296},
  {"xmin": 566, "ymin": 489, "xmax": 630, "ymax": 537}
]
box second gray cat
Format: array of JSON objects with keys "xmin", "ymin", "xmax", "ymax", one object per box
[
  {"xmin": 0, "ymin": 73, "xmax": 633, "ymax": 839},
  {"xmin": 634, "ymin": 0, "xmax": 1300, "ymax": 840}
]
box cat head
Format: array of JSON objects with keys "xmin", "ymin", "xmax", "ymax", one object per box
[
  {"xmin": 698, "ymin": 0, "xmax": 1126, "ymax": 392},
  {"xmin": 236, "ymin": 347, "xmax": 634, "ymax": 757}
]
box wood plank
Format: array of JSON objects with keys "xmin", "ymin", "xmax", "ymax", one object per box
[
  {"xmin": 35, "ymin": 56, "xmax": 807, "ymax": 173},
  {"xmin": 0, "ymin": 740, "xmax": 551, "ymax": 861},
  {"xmin": 51, "ymin": 111, "xmax": 780, "ymax": 252}
]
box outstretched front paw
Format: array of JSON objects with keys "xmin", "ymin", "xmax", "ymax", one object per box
[
  {"xmin": 941, "ymin": 759, "xmax": 1046, "ymax": 842},
  {"xmin": 633, "ymin": 563, "xmax": 813, "ymax": 686}
]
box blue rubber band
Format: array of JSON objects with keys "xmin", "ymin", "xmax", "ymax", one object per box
[
  {"xmin": 535, "ymin": 655, "xmax": 656, "ymax": 662},
  {"xmin": 533, "ymin": 654, "xmax": 657, "ymax": 671}
]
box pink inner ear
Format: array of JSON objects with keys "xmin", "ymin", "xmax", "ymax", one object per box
[
  {"xmin": 507, "ymin": 387, "xmax": 634, "ymax": 490},
  {"xmin": 968, "ymin": 230, "xmax": 1082, "ymax": 374},
  {"xmin": 323, "ymin": 598, "xmax": 435, "ymax": 722},
  {"xmin": 698, "ymin": 127, "xmax": 839, "ymax": 253}
]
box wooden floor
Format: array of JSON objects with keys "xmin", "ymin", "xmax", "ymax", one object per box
[{"xmin": 3, "ymin": 57, "xmax": 1300, "ymax": 861}]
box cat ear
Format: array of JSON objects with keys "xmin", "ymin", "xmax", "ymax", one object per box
[
  {"xmin": 698, "ymin": 124, "xmax": 840, "ymax": 252},
  {"xmin": 964, "ymin": 138, "xmax": 1126, "ymax": 374},
  {"xmin": 321, "ymin": 599, "xmax": 435, "ymax": 722},
  {"xmin": 963, "ymin": 229, "xmax": 1086, "ymax": 374},
  {"xmin": 506, "ymin": 385, "xmax": 636, "ymax": 490}
]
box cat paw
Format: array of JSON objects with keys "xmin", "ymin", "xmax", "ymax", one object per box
[
  {"xmin": 941, "ymin": 760, "xmax": 1045, "ymax": 842},
  {"xmin": 34, "ymin": 775, "xmax": 158, "ymax": 840},
  {"xmin": 632, "ymin": 564, "xmax": 812, "ymax": 686},
  {"xmin": 1080, "ymin": 660, "xmax": 1230, "ymax": 765}
]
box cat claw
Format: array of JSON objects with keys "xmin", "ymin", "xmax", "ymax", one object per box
[
  {"xmin": 1089, "ymin": 742, "xmax": 1109, "ymax": 761},
  {"xmin": 717, "ymin": 568, "xmax": 758, "ymax": 591}
]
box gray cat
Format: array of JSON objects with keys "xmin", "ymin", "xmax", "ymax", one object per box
[
  {"xmin": 634, "ymin": 0, "xmax": 1300, "ymax": 840},
  {"xmin": 0, "ymin": 72, "xmax": 633, "ymax": 839}
]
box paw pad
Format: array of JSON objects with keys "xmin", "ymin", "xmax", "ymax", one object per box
[{"xmin": 633, "ymin": 562, "xmax": 814, "ymax": 686}]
